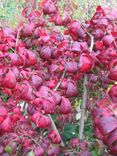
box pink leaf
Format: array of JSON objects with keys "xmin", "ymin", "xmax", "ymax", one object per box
[
  {"xmin": 3, "ymin": 69, "xmax": 17, "ymax": 89},
  {"xmin": 37, "ymin": 115, "xmax": 51, "ymax": 128},
  {"xmin": 60, "ymin": 97, "xmax": 72, "ymax": 114},
  {"xmin": 108, "ymin": 85, "xmax": 117, "ymax": 103},
  {"xmin": 0, "ymin": 117, "xmax": 13, "ymax": 134}
]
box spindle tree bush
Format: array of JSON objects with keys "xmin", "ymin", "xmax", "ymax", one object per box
[{"xmin": 0, "ymin": 1, "xmax": 117, "ymax": 156}]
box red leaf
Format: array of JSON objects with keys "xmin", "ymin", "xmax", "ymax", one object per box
[
  {"xmin": 27, "ymin": 50, "xmax": 37, "ymax": 66},
  {"xmin": 103, "ymin": 35, "xmax": 114, "ymax": 47},
  {"xmin": 78, "ymin": 54, "xmax": 93, "ymax": 73},
  {"xmin": 40, "ymin": 46, "xmax": 52, "ymax": 60},
  {"xmin": 34, "ymin": 147, "xmax": 44, "ymax": 156},
  {"xmin": 105, "ymin": 129, "xmax": 117, "ymax": 147},
  {"xmin": 96, "ymin": 116, "xmax": 117, "ymax": 135},
  {"xmin": 0, "ymin": 106, "xmax": 7, "ymax": 118},
  {"xmin": 36, "ymin": 86, "xmax": 50, "ymax": 98},
  {"xmin": 66, "ymin": 61, "xmax": 78, "ymax": 73},
  {"xmin": 22, "ymin": 23, "xmax": 35, "ymax": 37},
  {"xmin": 70, "ymin": 138, "xmax": 79, "ymax": 148},
  {"xmin": 43, "ymin": 0, "xmax": 57, "ymax": 15},
  {"xmin": 37, "ymin": 115, "xmax": 51, "ymax": 128},
  {"xmin": 71, "ymin": 41, "xmax": 82, "ymax": 52},
  {"xmin": 48, "ymin": 130, "xmax": 61, "ymax": 144},
  {"xmin": 108, "ymin": 85, "xmax": 117, "ymax": 103},
  {"xmin": 52, "ymin": 92, "xmax": 61, "ymax": 105},
  {"xmin": 0, "ymin": 117, "xmax": 13, "ymax": 134},
  {"xmin": 43, "ymin": 99, "xmax": 56, "ymax": 114},
  {"xmin": 108, "ymin": 65, "xmax": 117, "ymax": 81},
  {"xmin": 3, "ymin": 69, "xmax": 17, "ymax": 89},
  {"xmin": 20, "ymin": 83, "xmax": 34, "ymax": 101},
  {"xmin": 8, "ymin": 53, "xmax": 19, "ymax": 66},
  {"xmin": 32, "ymin": 75, "xmax": 43, "ymax": 89},
  {"xmin": 66, "ymin": 81, "xmax": 78, "ymax": 97},
  {"xmin": 109, "ymin": 145, "xmax": 117, "ymax": 155},
  {"xmin": 60, "ymin": 97, "xmax": 72, "ymax": 114}
]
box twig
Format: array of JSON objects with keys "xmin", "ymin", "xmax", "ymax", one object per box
[
  {"xmin": 7, "ymin": 43, "xmax": 15, "ymax": 53},
  {"xmin": 79, "ymin": 75, "xmax": 88, "ymax": 140},
  {"xmin": 27, "ymin": 135, "xmax": 40, "ymax": 147},
  {"xmin": 23, "ymin": 101, "xmax": 27, "ymax": 110},
  {"xmin": 15, "ymin": 28, "xmax": 21, "ymax": 49},
  {"xmin": 48, "ymin": 114, "xmax": 65, "ymax": 147},
  {"xmin": 53, "ymin": 70, "xmax": 66, "ymax": 91},
  {"xmin": 48, "ymin": 70, "xmax": 66, "ymax": 147}
]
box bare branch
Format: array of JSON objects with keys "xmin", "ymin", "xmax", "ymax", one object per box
[
  {"xmin": 88, "ymin": 33, "xmax": 94, "ymax": 52},
  {"xmin": 27, "ymin": 135, "xmax": 41, "ymax": 147},
  {"xmin": 79, "ymin": 75, "xmax": 88, "ymax": 140},
  {"xmin": 79, "ymin": 29, "xmax": 94, "ymax": 140},
  {"xmin": 48, "ymin": 114, "xmax": 65, "ymax": 147}
]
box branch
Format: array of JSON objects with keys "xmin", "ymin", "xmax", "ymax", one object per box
[
  {"xmin": 79, "ymin": 75, "xmax": 88, "ymax": 140},
  {"xmin": 48, "ymin": 70, "xmax": 66, "ymax": 147},
  {"xmin": 15, "ymin": 28, "xmax": 21, "ymax": 49},
  {"xmin": 33, "ymin": 0, "xmax": 37, "ymax": 9},
  {"xmin": 78, "ymin": 28, "xmax": 94, "ymax": 140},
  {"xmin": 88, "ymin": 32, "xmax": 94, "ymax": 52},
  {"xmin": 48, "ymin": 114, "xmax": 65, "ymax": 147}
]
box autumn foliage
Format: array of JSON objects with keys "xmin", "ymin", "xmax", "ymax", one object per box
[{"xmin": 0, "ymin": 0, "xmax": 117, "ymax": 155}]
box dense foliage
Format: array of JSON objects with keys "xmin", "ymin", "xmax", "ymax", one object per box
[{"xmin": 0, "ymin": 0, "xmax": 117, "ymax": 156}]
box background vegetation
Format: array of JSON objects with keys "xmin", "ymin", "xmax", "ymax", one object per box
[{"xmin": 0, "ymin": 0, "xmax": 117, "ymax": 28}]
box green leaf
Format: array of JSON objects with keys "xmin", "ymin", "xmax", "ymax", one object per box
[
  {"xmin": 4, "ymin": 146, "xmax": 12, "ymax": 154},
  {"xmin": 27, "ymin": 150, "xmax": 35, "ymax": 156},
  {"xmin": 51, "ymin": 114, "xmax": 57, "ymax": 122},
  {"xmin": 2, "ymin": 94, "xmax": 9, "ymax": 102},
  {"xmin": 62, "ymin": 124, "xmax": 77, "ymax": 142},
  {"xmin": 8, "ymin": 49, "xmax": 14, "ymax": 53},
  {"xmin": 32, "ymin": 45, "xmax": 38, "ymax": 50},
  {"xmin": 63, "ymin": 123, "xmax": 75, "ymax": 132},
  {"xmin": 91, "ymin": 150, "xmax": 99, "ymax": 156}
]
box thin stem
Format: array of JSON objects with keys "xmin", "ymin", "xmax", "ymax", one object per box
[
  {"xmin": 79, "ymin": 75, "xmax": 88, "ymax": 140},
  {"xmin": 23, "ymin": 101, "xmax": 27, "ymax": 110},
  {"xmin": 33, "ymin": 0, "xmax": 37, "ymax": 9},
  {"xmin": 27, "ymin": 135, "xmax": 40, "ymax": 147},
  {"xmin": 7, "ymin": 43, "xmax": 15, "ymax": 53}
]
